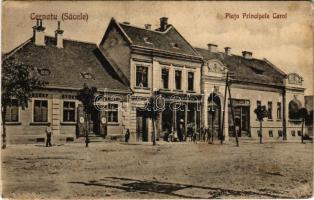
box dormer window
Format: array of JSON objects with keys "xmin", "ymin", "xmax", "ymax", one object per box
[
  {"xmin": 80, "ymin": 72, "xmax": 93, "ymax": 79},
  {"xmin": 38, "ymin": 68, "xmax": 51, "ymax": 76},
  {"xmin": 143, "ymin": 37, "xmax": 152, "ymax": 44},
  {"xmin": 171, "ymin": 42, "xmax": 179, "ymax": 49}
]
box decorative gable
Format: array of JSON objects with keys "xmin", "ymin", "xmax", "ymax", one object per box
[
  {"xmin": 287, "ymin": 73, "xmax": 303, "ymax": 85},
  {"xmin": 204, "ymin": 59, "xmax": 227, "ymax": 78}
]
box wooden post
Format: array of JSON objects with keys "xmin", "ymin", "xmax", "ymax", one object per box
[
  {"xmin": 301, "ymin": 118, "xmax": 304, "ymax": 144},
  {"xmin": 185, "ymin": 103, "xmax": 188, "ymax": 141},
  {"xmin": 259, "ymin": 120, "xmax": 263, "ymax": 144},
  {"xmin": 221, "ymin": 73, "xmax": 229, "ymax": 144},
  {"xmin": 227, "ymin": 82, "xmax": 239, "ymax": 147}
]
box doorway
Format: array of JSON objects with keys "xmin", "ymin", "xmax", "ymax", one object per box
[
  {"xmin": 208, "ymin": 93, "xmax": 221, "ymax": 139},
  {"xmin": 136, "ymin": 110, "xmax": 148, "ymax": 141}
]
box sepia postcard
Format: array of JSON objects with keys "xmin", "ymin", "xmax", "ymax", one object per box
[{"xmin": 1, "ymin": 1, "xmax": 313, "ymax": 199}]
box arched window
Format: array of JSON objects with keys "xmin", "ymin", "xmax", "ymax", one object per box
[{"xmin": 289, "ymin": 99, "xmax": 301, "ymax": 120}]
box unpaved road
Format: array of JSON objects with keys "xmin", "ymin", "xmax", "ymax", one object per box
[{"xmin": 2, "ymin": 141, "xmax": 313, "ymax": 199}]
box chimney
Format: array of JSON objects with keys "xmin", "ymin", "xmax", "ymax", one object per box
[
  {"xmin": 144, "ymin": 24, "xmax": 151, "ymax": 30},
  {"xmin": 55, "ymin": 21, "xmax": 64, "ymax": 48},
  {"xmin": 224, "ymin": 47, "xmax": 231, "ymax": 55},
  {"xmin": 207, "ymin": 43, "xmax": 218, "ymax": 52},
  {"xmin": 33, "ymin": 19, "xmax": 46, "ymax": 46},
  {"xmin": 159, "ymin": 17, "xmax": 168, "ymax": 31},
  {"xmin": 122, "ymin": 21, "xmax": 130, "ymax": 25},
  {"xmin": 242, "ymin": 51, "xmax": 253, "ymax": 59}
]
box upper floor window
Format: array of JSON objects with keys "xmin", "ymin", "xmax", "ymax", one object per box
[
  {"xmin": 161, "ymin": 68, "xmax": 169, "ymax": 89},
  {"xmin": 187, "ymin": 72, "xmax": 194, "ymax": 91},
  {"xmin": 267, "ymin": 101, "xmax": 272, "ymax": 120},
  {"xmin": 34, "ymin": 100, "xmax": 48, "ymax": 122},
  {"xmin": 63, "ymin": 101, "xmax": 75, "ymax": 122},
  {"xmin": 175, "ymin": 70, "xmax": 182, "ymax": 90},
  {"xmin": 136, "ymin": 66, "xmax": 148, "ymax": 88},
  {"xmin": 277, "ymin": 102, "xmax": 282, "ymax": 120},
  {"xmin": 289, "ymin": 99, "xmax": 301, "ymax": 120},
  {"xmin": 108, "ymin": 103, "xmax": 118, "ymax": 123},
  {"xmin": 5, "ymin": 99, "xmax": 19, "ymax": 122}
]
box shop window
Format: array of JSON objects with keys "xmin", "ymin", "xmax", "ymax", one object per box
[
  {"xmin": 108, "ymin": 103, "xmax": 118, "ymax": 123},
  {"xmin": 277, "ymin": 102, "xmax": 282, "ymax": 120},
  {"xmin": 278, "ymin": 130, "xmax": 283, "ymax": 137},
  {"xmin": 34, "ymin": 100, "xmax": 48, "ymax": 122},
  {"xmin": 136, "ymin": 66, "xmax": 148, "ymax": 88},
  {"xmin": 187, "ymin": 72, "xmax": 194, "ymax": 91},
  {"xmin": 161, "ymin": 68, "xmax": 169, "ymax": 89},
  {"xmin": 175, "ymin": 70, "xmax": 182, "ymax": 90},
  {"xmin": 267, "ymin": 101, "xmax": 272, "ymax": 120},
  {"xmin": 291, "ymin": 130, "xmax": 296, "ymax": 137},
  {"xmin": 269, "ymin": 130, "xmax": 273, "ymax": 137},
  {"xmin": 5, "ymin": 99, "xmax": 19, "ymax": 122},
  {"xmin": 63, "ymin": 101, "xmax": 75, "ymax": 122}
]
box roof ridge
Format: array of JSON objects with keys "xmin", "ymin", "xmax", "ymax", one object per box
[
  {"xmin": 45, "ymin": 35, "xmax": 97, "ymax": 46},
  {"xmin": 119, "ymin": 22, "xmax": 173, "ymax": 34}
]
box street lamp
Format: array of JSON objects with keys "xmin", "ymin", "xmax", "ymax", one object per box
[{"xmin": 208, "ymin": 100, "xmax": 217, "ymax": 144}]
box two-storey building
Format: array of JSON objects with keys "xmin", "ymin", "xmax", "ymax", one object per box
[{"xmin": 99, "ymin": 17, "xmax": 203, "ymax": 142}]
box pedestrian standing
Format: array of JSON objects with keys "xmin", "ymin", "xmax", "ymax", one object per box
[
  {"xmin": 45, "ymin": 123, "xmax": 52, "ymax": 147},
  {"xmin": 125, "ymin": 128, "xmax": 130, "ymax": 143}
]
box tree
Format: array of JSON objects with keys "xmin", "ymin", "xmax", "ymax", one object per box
[
  {"xmin": 147, "ymin": 90, "xmax": 163, "ymax": 146},
  {"xmin": 1, "ymin": 57, "xmax": 47, "ymax": 149},
  {"xmin": 298, "ymin": 107, "xmax": 308, "ymax": 144},
  {"xmin": 77, "ymin": 83, "xmax": 97, "ymax": 147},
  {"xmin": 254, "ymin": 105, "xmax": 268, "ymax": 144}
]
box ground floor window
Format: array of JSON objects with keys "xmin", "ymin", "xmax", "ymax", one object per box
[
  {"xmin": 297, "ymin": 130, "xmax": 302, "ymax": 136},
  {"xmin": 5, "ymin": 99, "xmax": 19, "ymax": 122},
  {"xmin": 34, "ymin": 100, "xmax": 48, "ymax": 122},
  {"xmin": 108, "ymin": 103, "xmax": 118, "ymax": 123},
  {"xmin": 63, "ymin": 101, "xmax": 75, "ymax": 122},
  {"xmin": 228, "ymin": 104, "xmax": 250, "ymax": 137},
  {"xmin": 291, "ymin": 130, "xmax": 296, "ymax": 136},
  {"xmin": 278, "ymin": 130, "xmax": 283, "ymax": 137},
  {"xmin": 269, "ymin": 130, "xmax": 273, "ymax": 137}
]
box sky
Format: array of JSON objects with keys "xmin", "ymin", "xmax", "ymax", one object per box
[{"xmin": 2, "ymin": 1, "xmax": 313, "ymax": 95}]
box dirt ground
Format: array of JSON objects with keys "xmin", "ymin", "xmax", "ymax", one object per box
[{"xmin": 1, "ymin": 140, "xmax": 313, "ymax": 199}]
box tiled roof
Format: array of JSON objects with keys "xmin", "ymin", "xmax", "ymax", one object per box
[
  {"xmin": 4, "ymin": 37, "xmax": 129, "ymax": 92},
  {"xmin": 119, "ymin": 22, "xmax": 200, "ymax": 57},
  {"xmin": 195, "ymin": 48, "xmax": 286, "ymax": 86}
]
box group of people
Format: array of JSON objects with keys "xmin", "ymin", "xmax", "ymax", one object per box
[{"xmin": 163, "ymin": 126, "xmax": 215, "ymax": 143}]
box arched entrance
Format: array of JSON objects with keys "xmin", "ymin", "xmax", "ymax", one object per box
[{"xmin": 208, "ymin": 93, "xmax": 221, "ymax": 140}]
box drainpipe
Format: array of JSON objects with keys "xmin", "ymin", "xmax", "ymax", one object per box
[{"xmin": 282, "ymin": 86, "xmax": 287, "ymax": 140}]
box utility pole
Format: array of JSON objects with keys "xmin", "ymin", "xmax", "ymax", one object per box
[
  {"xmin": 224, "ymin": 72, "xmax": 239, "ymax": 147},
  {"xmin": 220, "ymin": 73, "xmax": 229, "ymax": 144}
]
